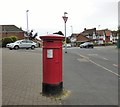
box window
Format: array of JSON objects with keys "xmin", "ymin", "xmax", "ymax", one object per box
[
  {"xmin": 26, "ymin": 40, "xmax": 33, "ymax": 43},
  {"xmin": 21, "ymin": 41, "xmax": 27, "ymax": 43}
]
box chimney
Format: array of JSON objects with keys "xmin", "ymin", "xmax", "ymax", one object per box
[
  {"xmin": 94, "ymin": 28, "xmax": 96, "ymax": 31},
  {"xmin": 84, "ymin": 28, "xmax": 86, "ymax": 31}
]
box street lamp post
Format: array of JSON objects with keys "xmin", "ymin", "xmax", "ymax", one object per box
[
  {"xmin": 98, "ymin": 25, "xmax": 100, "ymax": 30},
  {"xmin": 62, "ymin": 12, "xmax": 68, "ymax": 53},
  {"xmin": 26, "ymin": 10, "xmax": 29, "ymax": 33},
  {"xmin": 70, "ymin": 26, "xmax": 73, "ymax": 34}
]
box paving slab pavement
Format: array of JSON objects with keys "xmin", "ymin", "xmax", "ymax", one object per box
[
  {"xmin": 2, "ymin": 48, "xmax": 62, "ymax": 105},
  {"xmin": 2, "ymin": 47, "xmax": 118, "ymax": 106}
]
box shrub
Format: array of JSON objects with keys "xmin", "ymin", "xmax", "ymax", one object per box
[
  {"xmin": 10, "ymin": 36, "xmax": 18, "ymax": 42},
  {"xmin": 104, "ymin": 42, "xmax": 113, "ymax": 46},
  {"xmin": 2, "ymin": 36, "xmax": 18, "ymax": 47},
  {"xmin": 93, "ymin": 42, "xmax": 98, "ymax": 46},
  {"xmin": 2, "ymin": 37, "xmax": 13, "ymax": 47}
]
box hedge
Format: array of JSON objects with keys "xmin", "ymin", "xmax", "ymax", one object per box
[
  {"xmin": 10, "ymin": 36, "xmax": 18, "ymax": 42},
  {"xmin": 2, "ymin": 36, "xmax": 18, "ymax": 47}
]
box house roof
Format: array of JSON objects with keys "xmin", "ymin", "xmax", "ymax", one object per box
[
  {"xmin": 82, "ymin": 28, "xmax": 96, "ymax": 36},
  {"xmin": 96, "ymin": 30, "xmax": 104, "ymax": 36},
  {"xmin": 97, "ymin": 29, "xmax": 111, "ymax": 37},
  {"xmin": 0, "ymin": 25, "xmax": 24, "ymax": 32},
  {"xmin": 76, "ymin": 33, "xmax": 92, "ymax": 42},
  {"xmin": 70, "ymin": 33, "xmax": 79, "ymax": 38}
]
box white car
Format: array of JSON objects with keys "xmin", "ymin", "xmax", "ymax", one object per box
[
  {"xmin": 80, "ymin": 42, "xmax": 94, "ymax": 48},
  {"xmin": 63, "ymin": 44, "xmax": 71, "ymax": 48},
  {"xmin": 6, "ymin": 39, "xmax": 38, "ymax": 50},
  {"xmin": 66, "ymin": 44, "xmax": 71, "ymax": 48}
]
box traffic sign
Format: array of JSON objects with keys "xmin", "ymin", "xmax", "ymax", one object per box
[{"xmin": 62, "ymin": 16, "xmax": 68, "ymax": 23}]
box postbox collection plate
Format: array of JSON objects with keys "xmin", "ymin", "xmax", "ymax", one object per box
[{"xmin": 47, "ymin": 49, "xmax": 53, "ymax": 58}]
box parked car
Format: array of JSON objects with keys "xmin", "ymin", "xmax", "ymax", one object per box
[
  {"xmin": 6, "ymin": 39, "xmax": 38, "ymax": 50},
  {"xmin": 66, "ymin": 44, "xmax": 71, "ymax": 48},
  {"xmin": 63, "ymin": 44, "xmax": 71, "ymax": 48},
  {"xmin": 80, "ymin": 42, "xmax": 94, "ymax": 48}
]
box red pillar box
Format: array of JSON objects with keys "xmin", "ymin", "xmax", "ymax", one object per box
[{"xmin": 40, "ymin": 34, "xmax": 64, "ymax": 95}]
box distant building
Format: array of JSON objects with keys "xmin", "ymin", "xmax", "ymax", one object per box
[
  {"xmin": 0, "ymin": 25, "xmax": 24, "ymax": 39},
  {"xmin": 70, "ymin": 33, "xmax": 78, "ymax": 46},
  {"xmin": 82, "ymin": 28, "xmax": 96, "ymax": 40},
  {"xmin": 111, "ymin": 31, "xmax": 118, "ymax": 43},
  {"xmin": 70, "ymin": 33, "xmax": 78, "ymax": 42},
  {"xmin": 76, "ymin": 33, "xmax": 91, "ymax": 42},
  {"xmin": 70, "ymin": 33, "xmax": 92, "ymax": 46},
  {"xmin": 96, "ymin": 29, "xmax": 111, "ymax": 44},
  {"xmin": 69, "ymin": 27, "xmax": 118, "ymax": 46}
]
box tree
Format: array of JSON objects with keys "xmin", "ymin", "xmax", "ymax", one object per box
[
  {"xmin": 66, "ymin": 37, "xmax": 71, "ymax": 43},
  {"xmin": 53, "ymin": 31, "xmax": 64, "ymax": 35}
]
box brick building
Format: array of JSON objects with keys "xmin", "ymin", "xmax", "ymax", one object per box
[{"xmin": 0, "ymin": 25, "xmax": 24, "ymax": 40}]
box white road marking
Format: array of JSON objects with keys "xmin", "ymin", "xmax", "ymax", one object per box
[
  {"xmin": 88, "ymin": 54, "xmax": 98, "ymax": 56},
  {"xmin": 113, "ymin": 64, "xmax": 118, "ymax": 67},
  {"xmin": 78, "ymin": 54, "xmax": 89, "ymax": 59},
  {"xmin": 89, "ymin": 59, "xmax": 119, "ymax": 77},
  {"xmin": 102, "ymin": 57, "xmax": 109, "ymax": 60},
  {"xmin": 78, "ymin": 54, "xmax": 119, "ymax": 77},
  {"xmin": 88, "ymin": 54, "xmax": 109, "ymax": 60},
  {"xmin": 77, "ymin": 58, "xmax": 89, "ymax": 62}
]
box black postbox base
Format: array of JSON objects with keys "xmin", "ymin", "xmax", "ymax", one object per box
[{"xmin": 42, "ymin": 82, "xmax": 63, "ymax": 96}]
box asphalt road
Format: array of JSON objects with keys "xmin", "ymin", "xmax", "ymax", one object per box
[
  {"xmin": 62, "ymin": 46, "xmax": 118, "ymax": 105},
  {"xmin": 2, "ymin": 46, "xmax": 118, "ymax": 105}
]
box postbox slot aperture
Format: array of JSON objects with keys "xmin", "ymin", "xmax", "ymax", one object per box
[{"xmin": 47, "ymin": 40, "xmax": 54, "ymax": 42}]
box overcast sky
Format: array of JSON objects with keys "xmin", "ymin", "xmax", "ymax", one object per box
[{"xmin": 0, "ymin": 0, "xmax": 119, "ymax": 36}]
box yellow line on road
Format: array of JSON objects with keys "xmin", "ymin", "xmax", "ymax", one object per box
[
  {"xmin": 89, "ymin": 59, "xmax": 119, "ymax": 77},
  {"xmin": 79, "ymin": 54, "xmax": 119, "ymax": 77}
]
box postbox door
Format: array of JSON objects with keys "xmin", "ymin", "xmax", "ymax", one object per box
[
  {"xmin": 43, "ymin": 48, "xmax": 62, "ymax": 84},
  {"xmin": 53, "ymin": 49, "xmax": 62, "ymax": 83}
]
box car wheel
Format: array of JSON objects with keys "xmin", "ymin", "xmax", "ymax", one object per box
[
  {"xmin": 14, "ymin": 45, "xmax": 19, "ymax": 50},
  {"xmin": 31, "ymin": 45, "xmax": 35, "ymax": 50},
  {"xmin": 9, "ymin": 48, "xmax": 12, "ymax": 50},
  {"xmin": 87, "ymin": 46, "xmax": 89, "ymax": 48}
]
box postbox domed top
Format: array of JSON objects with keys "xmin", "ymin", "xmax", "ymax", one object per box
[{"xmin": 40, "ymin": 34, "xmax": 64, "ymax": 40}]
